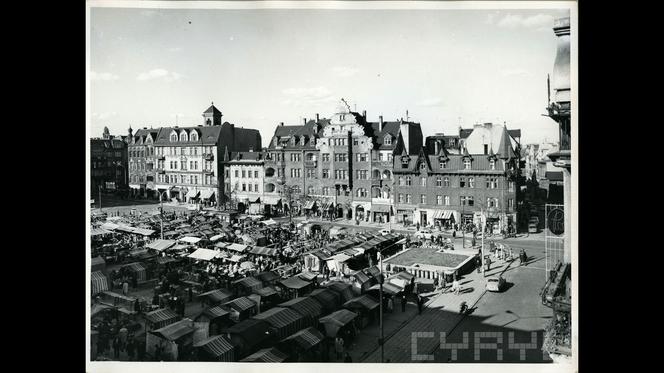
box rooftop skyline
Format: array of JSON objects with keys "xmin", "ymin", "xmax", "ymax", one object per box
[{"xmin": 89, "ymin": 5, "xmax": 571, "ymax": 147}]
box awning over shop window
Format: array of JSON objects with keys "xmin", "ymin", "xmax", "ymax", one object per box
[
  {"xmin": 200, "ymin": 190, "xmax": 215, "ymax": 200},
  {"xmin": 186, "ymin": 189, "xmax": 199, "ymax": 198},
  {"xmin": 371, "ymin": 204, "xmax": 392, "ymax": 213}
]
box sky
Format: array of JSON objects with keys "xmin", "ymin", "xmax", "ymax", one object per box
[{"xmin": 89, "ymin": 5, "xmax": 571, "ymax": 147}]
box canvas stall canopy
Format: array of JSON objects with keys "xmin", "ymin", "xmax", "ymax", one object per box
[
  {"xmin": 147, "ymin": 239, "xmax": 177, "ymax": 252},
  {"xmin": 254, "ymin": 286, "xmax": 278, "ymax": 298},
  {"xmin": 188, "ymin": 248, "xmax": 220, "ymax": 261},
  {"xmin": 233, "ymin": 276, "xmax": 264, "ymax": 292},
  {"xmin": 318, "ymin": 309, "xmax": 358, "ymax": 338},
  {"xmin": 223, "ymin": 318, "xmax": 271, "ymax": 353},
  {"xmin": 252, "ymin": 307, "xmax": 307, "ymax": 339},
  {"xmin": 91, "ymin": 256, "xmax": 106, "ymax": 272},
  {"xmin": 280, "ymin": 326, "xmax": 325, "ymax": 351},
  {"xmin": 249, "ymin": 246, "xmax": 279, "ymax": 257},
  {"xmin": 179, "ymin": 236, "xmax": 202, "ymax": 244},
  {"xmin": 145, "ymin": 308, "xmax": 180, "ymax": 330},
  {"xmin": 368, "ymin": 282, "xmax": 404, "ymax": 296},
  {"xmin": 322, "ymin": 281, "xmax": 354, "ymax": 303},
  {"xmin": 240, "ymin": 347, "xmax": 289, "ymax": 362},
  {"xmin": 278, "ymin": 297, "xmax": 323, "ymax": 320},
  {"xmin": 223, "ymin": 296, "xmax": 257, "ymax": 313},
  {"xmin": 309, "ymin": 288, "xmax": 341, "ymax": 314},
  {"xmin": 197, "ymin": 289, "xmax": 233, "ymax": 305},
  {"xmin": 194, "ymin": 334, "xmax": 235, "ymax": 362},
  {"xmin": 227, "ymin": 243, "xmax": 249, "ymax": 253},
  {"xmin": 122, "ymin": 262, "xmax": 148, "ymax": 282},
  {"xmin": 151, "ymin": 318, "xmax": 195, "ymax": 341},
  {"xmin": 255, "ymin": 271, "xmax": 281, "ymax": 285},
  {"xmin": 99, "ymin": 291, "xmax": 137, "ymax": 313},
  {"xmin": 91, "ymin": 271, "xmax": 109, "ymax": 295},
  {"xmin": 280, "ymin": 276, "xmax": 312, "ymax": 290},
  {"xmin": 343, "ymin": 295, "xmax": 380, "ymax": 312}
]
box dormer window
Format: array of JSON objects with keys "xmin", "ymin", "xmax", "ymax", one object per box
[
  {"xmin": 489, "ymin": 159, "xmax": 496, "ymax": 170},
  {"xmin": 169, "ymin": 131, "xmax": 178, "ymax": 142},
  {"xmin": 179, "ymin": 131, "xmax": 188, "ymax": 142},
  {"xmin": 291, "ymin": 137, "xmax": 296, "ymax": 146},
  {"xmin": 419, "ymin": 163, "xmax": 427, "ymax": 171},
  {"xmin": 464, "ymin": 158, "xmax": 472, "ymax": 170},
  {"xmin": 439, "ymin": 157, "xmax": 447, "ymax": 167},
  {"xmin": 190, "ymin": 131, "xmax": 198, "ymax": 142},
  {"xmin": 384, "ymin": 135, "xmax": 392, "ymax": 145}
]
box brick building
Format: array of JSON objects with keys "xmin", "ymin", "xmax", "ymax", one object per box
[
  {"xmin": 127, "ymin": 127, "xmax": 160, "ymax": 198},
  {"xmin": 90, "ymin": 126, "xmax": 128, "ymax": 198}
]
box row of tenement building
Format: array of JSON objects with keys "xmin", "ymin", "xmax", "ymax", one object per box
[{"xmin": 93, "ymin": 100, "xmax": 523, "ymax": 232}]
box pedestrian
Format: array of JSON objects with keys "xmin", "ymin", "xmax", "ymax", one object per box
[
  {"xmin": 134, "ymin": 298, "xmax": 141, "ymax": 314},
  {"xmin": 452, "ymin": 230, "xmax": 456, "ymax": 238},
  {"xmin": 417, "ymin": 295, "xmax": 423, "ymax": 315},
  {"xmin": 485, "ymin": 257, "xmax": 492, "ymax": 272},
  {"xmin": 122, "ymin": 281, "xmax": 129, "ymax": 296},
  {"xmin": 112, "ymin": 337, "xmax": 121, "ymax": 359},
  {"xmin": 401, "ymin": 295, "xmax": 407, "ymax": 312},
  {"xmin": 335, "ymin": 337, "xmax": 344, "ymax": 360},
  {"xmin": 476, "ymin": 257, "xmax": 482, "ymax": 273},
  {"xmin": 387, "ymin": 297, "xmax": 394, "ymax": 313},
  {"xmin": 126, "ymin": 338, "xmax": 136, "ymax": 361},
  {"xmin": 441, "ymin": 273, "xmax": 447, "ymax": 290},
  {"xmin": 119, "ymin": 326, "xmax": 128, "ymax": 350}
]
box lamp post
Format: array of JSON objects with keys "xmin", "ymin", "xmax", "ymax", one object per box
[
  {"xmin": 158, "ymin": 190, "xmax": 169, "ymax": 240},
  {"xmin": 378, "ymin": 249, "xmax": 384, "ymax": 363}
]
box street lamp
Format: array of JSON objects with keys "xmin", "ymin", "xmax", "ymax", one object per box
[
  {"xmin": 158, "ymin": 190, "xmax": 169, "ymax": 240},
  {"xmin": 377, "ymin": 248, "xmax": 384, "ymax": 363}
]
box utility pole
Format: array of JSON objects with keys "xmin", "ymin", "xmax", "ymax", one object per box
[
  {"xmin": 481, "ymin": 207, "xmax": 485, "ymax": 278},
  {"xmin": 378, "ymin": 249, "xmax": 384, "ymax": 363}
]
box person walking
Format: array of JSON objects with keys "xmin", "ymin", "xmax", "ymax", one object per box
[
  {"xmin": 387, "ymin": 297, "xmax": 394, "ymax": 313},
  {"xmin": 476, "ymin": 256, "xmax": 482, "ymax": 273},
  {"xmin": 452, "ymin": 279, "xmax": 460, "ymax": 295},
  {"xmin": 335, "ymin": 337, "xmax": 344, "ymax": 360},
  {"xmin": 417, "ymin": 294, "xmax": 423, "ymax": 315},
  {"xmin": 122, "ymin": 281, "xmax": 129, "ymax": 296},
  {"xmin": 485, "ymin": 257, "xmax": 492, "ymax": 272},
  {"xmin": 401, "ymin": 295, "xmax": 407, "ymax": 312},
  {"xmin": 112, "ymin": 337, "xmax": 121, "ymax": 359}
]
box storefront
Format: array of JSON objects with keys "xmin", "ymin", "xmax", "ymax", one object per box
[
  {"xmin": 371, "ymin": 204, "xmax": 392, "ymax": 224},
  {"xmin": 396, "ymin": 209, "xmax": 414, "ymax": 225},
  {"xmin": 429, "ymin": 209, "xmax": 458, "ymax": 229}
]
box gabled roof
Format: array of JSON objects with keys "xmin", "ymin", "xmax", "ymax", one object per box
[
  {"xmin": 228, "ymin": 151, "xmax": 262, "ymax": 162},
  {"xmin": 460, "ymin": 128, "xmax": 474, "ymax": 139},
  {"xmin": 155, "ymin": 125, "xmax": 222, "ymax": 146},
  {"xmin": 496, "ymin": 125, "xmax": 517, "ymax": 160},
  {"xmin": 369, "ymin": 121, "xmax": 401, "ymax": 150}
]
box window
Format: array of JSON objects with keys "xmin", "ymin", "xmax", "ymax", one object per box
[
  {"xmin": 180, "ymin": 132, "xmax": 188, "ymax": 142},
  {"xmin": 356, "ymin": 170, "xmax": 368, "ymax": 180},
  {"xmin": 399, "ymin": 176, "xmax": 404, "ymax": 186},
  {"xmin": 421, "ymin": 177, "xmax": 427, "ymax": 187},
  {"xmin": 356, "ymin": 188, "xmax": 368, "ymax": 198},
  {"xmin": 387, "ymin": 154, "xmax": 393, "ymax": 162},
  {"xmin": 242, "ymin": 184, "xmax": 246, "ymax": 191},
  {"xmin": 398, "ymin": 194, "xmax": 404, "ymax": 203},
  {"xmin": 460, "ymin": 196, "xmax": 466, "ymax": 206},
  {"xmin": 469, "ymin": 177, "xmax": 475, "ymax": 188},
  {"xmin": 277, "ymin": 168, "xmax": 284, "ymax": 177},
  {"xmin": 464, "ymin": 158, "xmax": 472, "ymax": 169},
  {"xmin": 489, "ymin": 159, "xmax": 496, "ymax": 170},
  {"xmin": 406, "ymin": 176, "xmax": 412, "ymax": 186},
  {"xmin": 420, "ymin": 163, "xmax": 427, "ymax": 171},
  {"xmin": 467, "ymin": 196, "xmax": 474, "ymax": 206},
  {"xmin": 487, "ymin": 197, "xmax": 496, "ymax": 208},
  {"xmin": 242, "ymin": 170, "xmax": 246, "ymax": 178},
  {"xmin": 234, "ymin": 170, "xmax": 239, "ymax": 178},
  {"xmin": 353, "ymin": 139, "xmax": 359, "ymax": 146},
  {"xmin": 460, "ymin": 177, "xmax": 466, "ymax": 188},
  {"xmin": 444, "ymin": 177, "xmax": 450, "ymax": 187},
  {"xmin": 360, "ymin": 153, "xmax": 367, "ymax": 162},
  {"xmin": 444, "ymin": 196, "xmax": 450, "ymax": 206},
  {"xmin": 486, "ymin": 177, "xmax": 498, "ymax": 189},
  {"xmin": 484, "ymin": 144, "xmax": 488, "ymax": 154},
  {"xmin": 306, "ymin": 169, "xmax": 316, "ymax": 178},
  {"xmin": 436, "ymin": 176, "xmax": 442, "ymax": 187},
  {"xmin": 508, "ymin": 181, "xmax": 514, "ymax": 192},
  {"xmin": 322, "ymin": 187, "xmax": 329, "ymax": 195},
  {"xmin": 323, "ymin": 169, "xmax": 329, "ymax": 178},
  {"xmin": 421, "ymin": 195, "xmax": 426, "ymax": 204},
  {"xmin": 508, "ymin": 198, "xmax": 514, "ymax": 209},
  {"xmin": 384, "ymin": 135, "xmax": 392, "ymax": 145},
  {"xmin": 322, "ymin": 154, "xmax": 330, "ymax": 162},
  {"xmin": 406, "ymin": 194, "xmax": 412, "ymax": 203},
  {"xmin": 190, "ymin": 161, "xmax": 194, "ymax": 170},
  {"xmin": 248, "ymin": 184, "xmax": 253, "ymax": 192},
  {"xmin": 437, "ymin": 195, "xmax": 443, "ymax": 205},
  {"xmin": 440, "ymin": 160, "xmax": 447, "ymax": 168},
  {"xmin": 308, "ymin": 186, "xmax": 315, "ymax": 195},
  {"xmin": 193, "ymin": 176, "xmax": 198, "ymax": 185},
  {"xmin": 170, "ymin": 132, "xmax": 178, "ymax": 142}
]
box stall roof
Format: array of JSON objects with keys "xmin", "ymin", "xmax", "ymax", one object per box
[
  {"xmin": 209, "ymin": 234, "xmax": 224, "ymax": 242},
  {"xmin": 279, "ymin": 297, "xmax": 323, "ymax": 319},
  {"xmin": 352, "ymin": 271, "xmax": 371, "ymax": 284},
  {"xmin": 144, "ymin": 308, "xmax": 179, "ymax": 325},
  {"xmin": 233, "ymin": 276, "xmax": 263, "ymax": 289},
  {"xmin": 101, "ymin": 222, "xmax": 119, "ymax": 231},
  {"xmin": 280, "ymin": 276, "xmax": 312, "ymax": 290},
  {"xmin": 227, "ymin": 254, "xmax": 245, "ymax": 262},
  {"xmin": 368, "ymin": 282, "xmax": 403, "ymax": 295},
  {"xmin": 252, "ymin": 307, "xmax": 306, "ymax": 338},
  {"xmin": 179, "ymin": 236, "xmax": 202, "ymax": 244},
  {"xmin": 227, "ymin": 243, "xmax": 249, "ymax": 252},
  {"xmin": 307, "ymin": 249, "xmax": 331, "ymax": 261},
  {"xmin": 255, "ymin": 271, "xmax": 280, "ymax": 283},
  {"xmin": 201, "ymin": 305, "xmax": 230, "ymax": 320},
  {"xmin": 328, "ymin": 253, "xmax": 352, "ymax": 263},
  {"xmin": 254, "ymin": 286, "xmax": 278, "ymax": 298},
  {"xmin": 147, "ymin": 239, "xmax": 177, "ymax": 252},
  {"xmin": 198, "ymin": 289, "xmax": 233, "ymax": 304},
  {"xmin": 215, "ymin": 242, "xmax": 230, "ymax": 248},
  {"xmin": 194, "ymin": 335, "xmax": 234, "ymax": 359},
  {"xmin": 323, "ymin": 281, "xmax": 354, "ymax": 302},
  {"xmin": 297, "ymin": 271, "xmax": 318, "ymax": 281},
  {"xmin": 281, "ymin": 327, "xmax": 324, "ymax": 350},
  {"xmin": 343, "ymin": 294, "xmax": 380, "ymax": 311},
  {"xmin": 91, "ymin": 227, "xmax": 113, "ymax": 236},
  {"xmin": 365, "ymin": 266, "xmax": 381, "ymax": 277},
  {"xmin": 224, "ymin": 318, "xmax": 271, "ymax": 346},
  {"xmin": 263, "ymin": 219, "xmax": 278, "ymax": 226},
  {"xmin": 133, "ymin": 227, "xmax": 156, "ymax": 236},
  {"xmin": 249, "ymin": 246, "xmax": 279, "ymax": 257},
  {"xmin": 392, "ymin": 270, "xmax": 415, "ymax": 282},
  {"xmin": 319, "ymin": 309, "xmax": 357, "ymax": 326},
  {"xmin": 223, "ymin": 296, "xmax": 257, "ymax": 312},
  {"xmin": 188, "ymin": 248, "xmax": 220, "ymax": 261},
  {"xmin": 91, "ymin": 256, "xmax": 106, "ymax": 267},
  {"xmin": 309, "ymin": 289, "xmax": 341, "ymax": 311},
  {"xmin": 170, "ymin": 244, "xmax": 190, "ymax": 252},
  {"xmin": 240, "ymin": 347, "xmax": 288, "ymax": 363},
  {"xmin": 151, "ymin": 318, "xmax": 195, "ymax": 341},
  {"xmin": 122, "ymin": 262, "xmax": 147, "ymax": 272}
]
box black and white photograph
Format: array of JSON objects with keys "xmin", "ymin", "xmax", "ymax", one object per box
[{"xmin": 86, "ymin": 0, "xmax": 577, "ymax": 371}]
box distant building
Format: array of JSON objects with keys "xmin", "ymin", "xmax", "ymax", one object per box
[
  {"xmin": 90, "ymin": 126, "xmax": 128, "ymax": 198},
  {"xmin": 127, "ymin": 127, "xmax": 160, "ymax": 198},
  {"xmin": 225, "ymin": 151, "xmax": 265, "ymax": 214}
]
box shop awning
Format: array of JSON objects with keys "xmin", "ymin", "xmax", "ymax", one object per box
[
  {"xmin": 179, "ymin": 236, "xmax": 202, "ymax": 244},
  {"xmin": 200, "ymin": 190, "xmax": 215, "ymax": 200},
  {"xmin": 319, "ymin": 309, "xmax": 358, "ymax": 337},
  {"xmin": 194, "ymin": 335, "xmax": 235, "ymax": 361},
  {"xmin": 263, "ymin": 196, "xmax": 282, "ymax": 205},
  {"xmin": 198, "ymin": 289, "xmax": 233, "ymax": 304},
  {"xmin": 430, "ymin": 209, "xmax": 455, "ymax": 220},
  {"xmin": 186, "ymin": 189, "xmax": 199, "ymax": 198},
  {"xmin": 343, "ymin": 294, "xmax": 380, "ymax": 311},
  {"xmin": 146, "ymin": 239, "xmax": 176, "ymax": 252},
  {"xmin": 240, "ymin": 347, "xmax": 288, "ymax": 363},
  {"xmin": 280, "ymin": 276, "xmax": 312, "ymax": 290},
  {"xmin": 227, "ymin": 243, "xmax": 249, "ymax": 253},
  {"xmin": 281, "ymin": 327, "xmax": 324, "ymax": 350},
  {"xmin": 372, "ymin": 204, "xmax": 392, "ymax": 213},
  {"xmin": 223, "ymin": 296, "xmax": 257, "ymax": 312},
  {"xmin": 252, "ymin": 307, "xmax": 307, "ymax": 339},
  {"xmin": 279, "ymin": 297, "xmax": 323, "ymax": 319},
  {"xmin": 188, "ymin": 248, "xmax": 220, "ymax": 261}
]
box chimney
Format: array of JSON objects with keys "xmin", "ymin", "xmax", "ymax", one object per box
[
  {"xmin": 249, "ymin": 147, "xmax": 253, "ymax": 152},
  {"xmin": 316, "ymin": 113, "xmax": 320, "ymax": 123},
  {"xmin": 434, "ymin": 141, "xmax": 439, "ymax": 155},
  {"xmin": 304, "ymin": 118, "xmax": 307, "ymax": 125},
  {"xmin": 379, "ymin": 115, "xmax": 383, "ymax": 132},
  {"xmin": 362, "ymin": 110, "xmax": 366, "ymax": 119},
  {"xmin": 280, "ymin": 122, "xmax": 284, "ymax": 126},
  {"xmin": 400, "ymin": 121, "xmax": 410, "ymax": 155}
]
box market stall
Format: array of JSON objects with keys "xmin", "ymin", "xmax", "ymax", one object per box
[
  {"xmin": 342, "ymin": 294, "xmax": 380, "ymax": 328},
  {"xmin": 194, "ymin": 305, "xmax": 231, "ymax": 337},
  {"xmin": 223, "ymin": 296, "xmax": 258, "ymax": 322},
  {"xmin": 144, "ymin": 308, "xmax": 180, "ymax": 331},
  {"xmin": 194, "ymin": 334, "xmax": 235, "ymax": 362},
  {"xmin": 222, "ymin": 318, "xmax": 273, "ymax": 359},
  {"xmin": 318, "ymin": 309, "xmax": 358, "ymax": 338},
  {"xmin": 91, "ymin": 256, "xmax": 106, "ymax": 273},
  {"xmin": 187, "ymin": 248, "xmax": 220, "ymax": 262},
  {"xmin": 309, "ymin": 288, "xmax": 341, "ymax": 315},
  {"xmin": 91, "ymin": 271, "xmax": 109, "ymax": 295},
  {"xmin": 146, "ymin": 318, "xmax": 196, "ymax": 361},
  {"xmin": 233, "ymin": 276, "xmax": 264, "ymax": 295},
  {"xmin": 122, "ymin": 262, "xmax": 148, "ymax": 282},
  {"xmin": 279, "ymin": 276, "xmax": 313, "ymax": 299},
  {"xmin": 147, "ymin": 239, "xmax": 177, "ymax": 252},
  {"xmin": 279, "ymin": 297, "xmax": 324, "ymax": 325},
  {"xmin": 252, "ymin": 307, "xmax": 307, "ymax": 340},
  {"xmin": 322, "ymin": 281, "xmax": 354, "ymax": 303},
  {"xmin": 278, "ymin": 327, "xmax": 325, "ymax": 362},
  {"xmin": 197, "ymin": 289, "xmax": 233, "ymax": 307},
  {"xmin": 239, "ymin": 347, "xmax": 289, "ymax": 362},
  {"xmin": 255, "ymin": 271, "xmax": 281, "ymax": 287}
]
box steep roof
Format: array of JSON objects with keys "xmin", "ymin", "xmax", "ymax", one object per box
[
  {"xmin": 154, "ymin": 125, "xmax": 222, "ymax": 146},
  {"xmin": 496, "ymin": 126, "xmax": 517, "ymax": 160},
  {"xmin": 203, "ymin": 104, "xmax": 222, "ymax": 115},
  {"xmin": 460, "ymin": 128, "xmax": 473, "ymax": 139},
  {"xmin": 369, "ymin": 121, "xmax": 401, "ymax": 150},
  {"xmin": 228, "ymin": 151, "xmax": 263, "ymax": 162}
]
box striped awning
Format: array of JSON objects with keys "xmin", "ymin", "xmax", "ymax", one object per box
[
  {"xmin": 309, "ymin": 288, "xmax": 341, "ymax": 312},
  {"xmin": 91, "ymin": 271, "xmax": 108, "ymax": 295},
  {"xmin": 279, "ymin": 297, "xmax": 323, "ymax": 319},
  {"xmin": 147, "ymin": 239, "xmax": 176, "ymax": 252},
  {"xmin": 195, "ymin": 335, "xmax": 235, "ymax": 361},
  {"xmin": 319, "ymin": 309, "xmax": 358, "ymax": 337},
  {"xmin": 224, "ymin": 296, "xmax": 256, "ymax": 312},
  {"xmin": 202, "ymin": 305, "xmax": 230, "ymax": 320},
  {"xmin": 303, "ymin": 200, "xmax": 316, "ymax": 209},
  {"xmin": 281, "ymin": 327, "xmax": 324, "ymax": 350},
  {"xmin": 343, "ymin": 294, "xmax": 380, "ymax": 311},
  {"xmin": 200, "ymin": 190, "xmax": 215, "ymax": 200},
  {"xmin": 431, "ymin": 209, "xmax": 455, "ymax": 220},
  {"xmin": 253, "ymin": 307, "xmax": 306, "ymax": 339},
  {"xmin": 145, "ymin": 308, "xmax": 179, "ymax": 327},
  {"xmin": 152, "ymin": 318, "xmax": 195, "ymax": 341},
  {"xmin": 250, "ymin": 246, "xmax": 279, "ymax": 257},
  {"xmin": 280, "ymin": 276, "xmax": 312, "ymax": 290},
  {"xmin": 240, "ymin": 347, "xmax": 288, "ymax": 362},
  {"xmin": 186, "ymin": 189, "xmax": 199, "ymax": 198}
]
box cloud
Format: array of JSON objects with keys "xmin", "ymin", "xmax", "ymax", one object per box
[
  {"xmin": 331, "ymin": 66, "xmax": 359, "ymax": 77},
  {"xmin": 90, "ymin": 71, "xmax": 119, "ymax": 81},
  {"xmin": 500, "ymin": 68, "xmax": 533, "ymax": 78},
  {"xmin": 136, "ymin": 68, "xmax": 182, "ymax": 82},
  {"xmin": 92, "ymin": 112, "xmax": 117, "ymax": 121},
  {"xmin": 281, "ymin": 86, "xmax": 337, "ymax": 107},
  {"xmin": 496, "ymin": 13, "xmax": 554, "ymax": 30},
  {"xmin": 416, "ymin": 97, "xmax": 444, "ymax": 107}
]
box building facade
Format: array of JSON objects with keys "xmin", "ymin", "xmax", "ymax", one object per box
[
  {"xmin": 151, "ymin": 103, "xmax": 262, "ymax": 207},
  {"xmin": 90, "ymin": 126, "xmax": 128, "ymax": 198},
  {"xmin": 394, "ymin": 123, "xmax": 520, "ymax": 232},
  {"xmin": 225, "ymin": 151, "xmax": 265, "ymax": 214},
  {"xmin": 128, "ymin": 127, "xmax": 160, "ymax": 198},
  {"xmin": 263, "ymin": 100, "xmax": 422, "ymax": 222}
]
